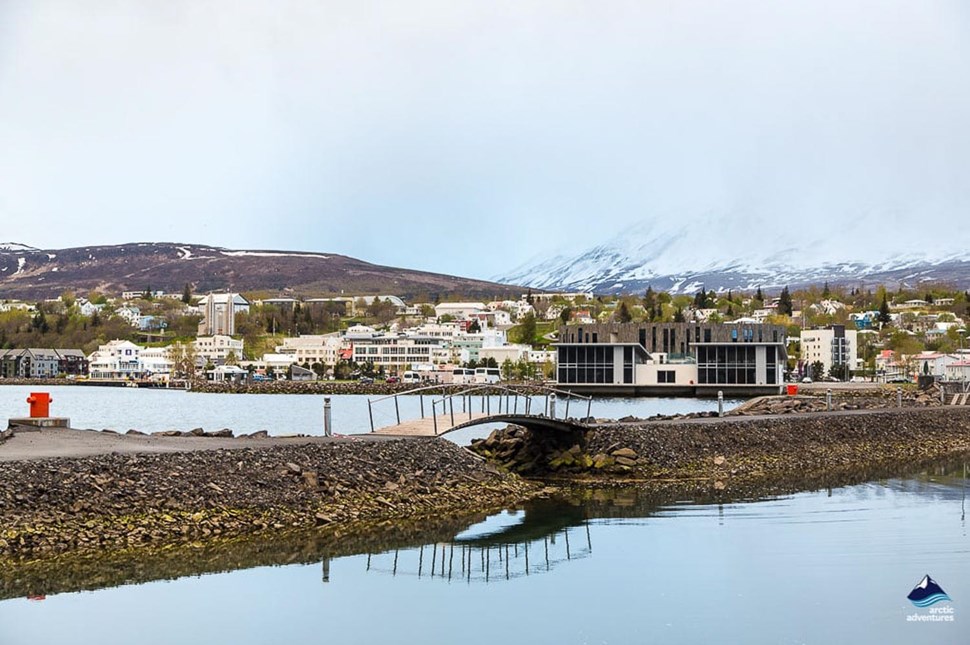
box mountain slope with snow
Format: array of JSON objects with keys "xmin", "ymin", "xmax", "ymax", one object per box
[
  {"xmin": 0, "ymin": 242, "xmax": 522, "ymax": 300},
  {"xmin": 499, "ymin": 221, "xmax": 970, "ymax": 294}
]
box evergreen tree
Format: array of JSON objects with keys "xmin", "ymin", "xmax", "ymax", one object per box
[
  {"xmin": 778, "ymin": 286, "xmax": 793, "ymax": 316},
  {"xmin": 755, "ymin": 286, "xmax": 764, "ymax": 301},
  {"xmin": 673, "ymin": 307, "xmax": 685, "ymax": 322},
  {"xmin": 643, "ymin": 286, "xmax": 656, "ymax": 310},
  {"xmin": 822, "ymin": 282, "xmax": 831, "ymax": 298},
  {"xmin": 615, "ymin": 301, "xmax": 632, "ymax": 323},
  {"xmin": 877, "ymin": 294, "xmax": 892, "ymax": 326},
  {"xmin": 181, "ymin": 283, "xmax": 192, "ymax": 304}
]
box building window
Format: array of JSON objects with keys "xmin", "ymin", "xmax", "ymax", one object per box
[{"xmin": 658, "ymin": 370, "xmax": 676, "ymax": 384}]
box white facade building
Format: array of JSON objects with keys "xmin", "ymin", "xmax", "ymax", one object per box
[
  {"xmin": 87, "ymin": 340, "xmax": 144, "ymax": 380},
  {"xmin": 434, "ymin": 302, "xmax": 486, "ymax": 320},
  {"xmin": 800, "ymin": 325, "xmax": 860, "ymax": 377},
  {"xmin": 275, "ymin": 334, "xmax": 345, "ymax": 366},
  {"xmin": 194, "ymin": 335, "xmax": 245, "ymax": 365}
]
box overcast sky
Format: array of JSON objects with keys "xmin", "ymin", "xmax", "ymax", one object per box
[{"xmin": 1, "ymin": 1, "xmax": 968, "ymax": 279}]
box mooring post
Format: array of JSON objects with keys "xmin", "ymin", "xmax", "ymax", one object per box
[
  {"xmin": 717, "ymin": 391, "xmax": 724, "ymax": 417},
  {"xmin": 941, "ymin": 385, "xmax": 946, "ymax": 405},
  {"xmin": 368, "ymin": 399, "xmax": 375, "ymax": 433},
  {"xmin": 324, "ymin": 397, "xmax": 332, "ymax": 437},
  {"xmin": 826, "ymin": 389, "xmax": 832, "ymax": 412},
  {"xmin": 897, "ymin": 387, "xmax": 903, "ymax": 408},
  {"xmin": 549, "ymin": 393, "xmax": 557, "ymax": 419}
]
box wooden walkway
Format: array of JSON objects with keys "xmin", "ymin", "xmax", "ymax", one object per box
[{"xmin": 373, "ymin": 413, "xmax": 493, "ymax": 437}]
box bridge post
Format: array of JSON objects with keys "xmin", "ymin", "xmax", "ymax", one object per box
[
  {"xmin": 586, "ymin": 397, "xmax": 591, "ymax": 421},
  {"xmin": 324, "ymin": 397, "xmax": 332, "ymax": 437},
  {"xmin": 450, "ymin": 397, "xmax": 455, "ymax": 426},
  {"xmin": 564, "ymin": 397, "xmax": 570, "ymax": 420},
  {"xmin": 368, "ymin": 399, "xmax": 375, "ymax": 433},
  {"xmin": 420, "ymin": 394, "xmax": 425, "ymax": 419},
  {"xmin": 432, "ymin": 400, "xmax": 439, "ymax": 435},
  {"xmin": 549, "ymin": 393, "xmax": 557, "ymax": 419},
  {"xmin": 394, "ymin": 395, "xmax": 401, "ymax": 425}
]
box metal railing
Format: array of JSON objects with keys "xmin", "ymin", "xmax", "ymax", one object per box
[{"xmin": 367, "ymin": 384, "xmax": 593, "ymax": 434}]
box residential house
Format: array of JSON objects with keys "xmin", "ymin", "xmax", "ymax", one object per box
[{"xmin": 88, "ymin": 340, "xmax": 144, "ymax": 380}]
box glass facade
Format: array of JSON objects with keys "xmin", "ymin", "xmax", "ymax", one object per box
[
  {"xmin": 557, "ymin": 345, "xmax": 636, "ymax": 385},
  {"xmin": 697, "ymin": 346, "xmax": 760, "ymax": 385}
]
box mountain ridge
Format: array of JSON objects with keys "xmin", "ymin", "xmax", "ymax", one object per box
[
  {"xmin": 0, "ymin": 242, "xmax": 524, "ymax": 300},
  {"xmin": 498, "ymin": 222, "xmax": 970, "ymax": 294}
]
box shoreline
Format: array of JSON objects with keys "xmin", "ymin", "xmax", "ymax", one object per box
[{"xmin": 4, "ymin": 406, "xmax": 970, "ymax": 567}]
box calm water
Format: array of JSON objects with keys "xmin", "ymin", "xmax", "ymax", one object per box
[
  {"xmin": 0, "ymin": 385, "xmax": 737, "ymax": 438},
  {"xmin": 1, "ymin": 464, "xmax": 967, "ymax": 644}
]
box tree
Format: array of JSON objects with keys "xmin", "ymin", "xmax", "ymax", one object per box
[
  {"xmin": 225, "ymin": 350, "xmax": 239, "ymax": 366},
  {"xmin": 811, "ymin": 361, "xmax": 825, "ymax": 381},
  {"xmin": 615, "ymin": 301, "xmax": 632, "ymax": 323},
  {"xmin": 755, "ymin": 286, "xmax": 764, "ymax": 301},
  {"xmin": 515, "ymin": 313, "xmax": 537, "ymax": 345},
  {"xmin": 822, "ymin": 282, "xmax": 831, "ymax": 298},
  {"xmin": 181, "ymin": 283, "xmax": 193, "ymax": 304},
  {"xmin": 673, "ymin": 308, "xmax": 685, "ymax": 323},
  {"xmin": 878, "ymin": 295, "xmax": 892, "ymax": 326},
  {"xmin": 778, "ymin": 286, "xmax": 793, "ymax": 316},
  {"xmin": 559, "ymin": 306, "xmax": 572, "ymax": 325}
]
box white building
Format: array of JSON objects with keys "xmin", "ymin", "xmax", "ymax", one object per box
[
  {"xmin": 275, "ymin": 334, "xmax": 344, "ymax": 367},
  {"xmin": 435, "ymin": 302, "xmax": 486, "ymax": 320},
  {"xmin": 140, "ymin": 347, "xmax": 174, "ymax": 381},
  {"xmin": 197, "ymin": 293, "xmax": 250, "ymax": 336},
  {"xmin": 194, "ymin": 335, "xmax": 245, "ymax": 365},
  {"xmin": 800, "ymin": 325, "xmax": 860, "ymax": 377},
  {"xmin": 87, "ymin": 340, "xmax": 144, "ymax": 380},
  {"xmin": 351, "ymin": 333, "xmax": 450, "ymax": 371},
  {"xmin": 911, "ymin": 352, "xmax": 961, "ymax": 378}
]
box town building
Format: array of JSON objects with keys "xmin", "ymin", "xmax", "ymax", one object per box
[
  {"xmin": 349, "ymin": 330, "xmax": 450, "ymax": 372},
  {"xmin": 275, "ymin": 334, "xmax": 344, "ymax": 367},
  {"xmin": 799, "ymin": 325, "xmax": 860, "ymax": 378},
  {"xmin": 434, "ymin": 302, "xmax": 486, "ymax": 320},
  {"xmin": 88, "ymin": 340, "xmax": 144, "ymax": 380},
  {"xmin": 197, "ymin": 293, "xmax": 250, "ymax": 336},
  {"xmin": 194, "ymin": 335, "xmax": 245, "ymax": 365},
  {"xmin": 555, "ymin": 322, "xmax": 788, "ymax": 395}
]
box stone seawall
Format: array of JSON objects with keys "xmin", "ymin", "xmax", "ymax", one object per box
[
  {"xmin": 472, "ymin": 407, "xmax": 970, "ymax": 495},
  {"xmin": 0, "ymin": 438, "xmax": 539, "ymax": 560}
]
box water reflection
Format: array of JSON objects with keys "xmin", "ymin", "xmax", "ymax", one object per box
[{"xmin": 363, "ymin": 503, "xmax": 594, "ymax": 583}]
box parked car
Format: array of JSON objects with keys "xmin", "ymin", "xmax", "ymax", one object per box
[
  {"xmin": 359, "ymin": 376, "xmax": 374, "ymax": 385},
  {"xmin": 385, "ymin": 376, "xmax": 399, "ymax": 384},
  {"xmin": 801, "ymin": 377, "xmax": 813, "ymax": 384}
]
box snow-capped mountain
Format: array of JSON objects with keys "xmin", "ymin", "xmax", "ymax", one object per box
[{"xmin": 498, "ymin": 220, "xmax": 970, "ymax": 294}]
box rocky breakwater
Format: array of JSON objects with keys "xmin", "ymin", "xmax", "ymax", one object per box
[
  {"xmin": 471, "ymin": 407, "xmax": 970, "ymax": 493},
  {"xmin": 728, "ymin": 382, "xmax": 947, "ymax": 416},
  {"xmin": 0, "ymin": 439, "xmax": 539, "ymax": 560}
]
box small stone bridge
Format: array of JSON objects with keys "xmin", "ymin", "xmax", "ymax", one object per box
[{"xmin": 367, "ymin": 385, "xmax": 595, "ymax": 436}]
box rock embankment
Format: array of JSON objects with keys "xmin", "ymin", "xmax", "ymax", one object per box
[
  {"xmin": 472, "ymin": 407, "xmax": 970, "ymax": 490},
  {"xmin": 0, "ymin": 438, "xmax": 539, "ymax": 559}
]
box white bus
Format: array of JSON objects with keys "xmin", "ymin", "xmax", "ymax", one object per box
[
  {"xmin": 402, "ymin": 371, "xmax": 422, "ymax": 384},
  {"xmin": 451, "ymin": 368, "xmax": 475, "ymax": 384},
  {"xmin": 474, "ymin": 367, "xmax": 501, "ymax": 384}
]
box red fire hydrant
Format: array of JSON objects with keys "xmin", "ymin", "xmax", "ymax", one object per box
[{"xmin": 26, "ymin": 392, "xmax": 52, "ymax": 418}]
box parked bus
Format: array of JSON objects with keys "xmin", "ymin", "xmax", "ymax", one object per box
[
  {"xmin": 451, "ymin": 368, "xmax": 475, "ymax": 385},
  {"xmin": 474, "ymin": 367, "xmax": 501, "ymax": 384},
  {"xmin": 402, "ymin": 370, "xmax": 422, "ymax": 384}
]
